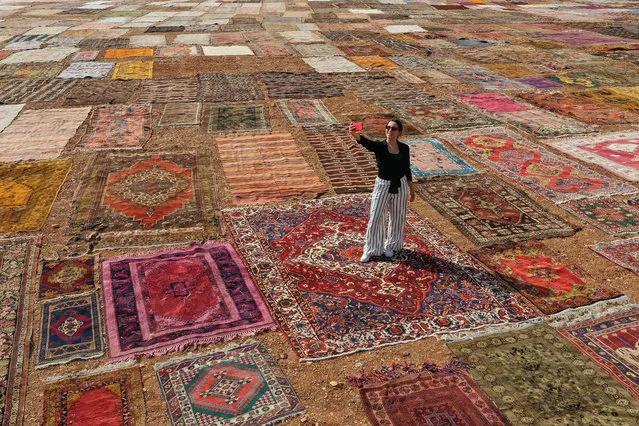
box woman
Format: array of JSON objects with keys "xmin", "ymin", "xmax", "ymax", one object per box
[{"xmin": 349, "ymin": 119, "xmax": 415, "ymax": 263}]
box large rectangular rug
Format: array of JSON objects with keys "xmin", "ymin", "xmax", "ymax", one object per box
[
  {"xmin": 382, "ymin": 98, "xmax": 496, "ymax": 131},
  {"xmin": 101, "ymin": 243, "xmax": 275, "ymax": 361},
  {"xmin": 276, "ymin": 99, "xmax": 338, "ymax": 127},
  {"xmin": 203, "ymin": 102, "xmax": 270, "ymax": 135},
  {"xmin": 303, "ymin": 125, "xmax": 377, "ymax": 193},
  {"xmin": 222, "ymin": 195, "xmax": 537, "ymax": 360},
  {"xmin": 138, "ymin": 78, "xmax": 199, "ymax": 103},
  {"xmin": 112, "ymin": 61, "xmax": 153, "ymax": 80},
  {"xmin": 557, "ymin": 306, "xmax": 639, "ymax": 399},
  {"xmin": 590, "ymin": 237, "xmax": 639, "ymax": 277},
  {"xmin": 42, "ymin": 365, "xmax": 145, "ymax": 426},
  {"xmin": 562, "ymin": 197, "xmax": 639, "ymax": 235},
  {"xmin": 198, "ymin": 73, "xmax": 264, "ymax": 102},
  {"xmin": 448, "ymin": 324, "xmax": 639, "ymax": 425},
  {"xmin": 417, "ymin": 175, "xmax": 577, "ymax": 246},
  {"xmin": 470, "ymin": 240, "xmax": 621, "ymax": 315},
  {"xmin": 439, "ymin": 127, "xmax": 638, "ymax": 203},
  {"xmin": 404, "ymin": 137, "xmax": 477, "ymax": 179},
  {"xmin": 155, "ymin": 341, "xmax": 305, "ymax": 425},
  {"xmin": 257, "ymin": 72, "xmax": 343, "ymax": 99},
  {"xmin": 0, "ymin": 160, "xmax": 71, "ymax": 232},
  {"xmin": 216, "ymin": 133, "xmax": 327, "ymax": 205},
  {"xmin": 80, "ymin": 105, "xmax": 151, "ymax": 150},
  {"xmin": 0, "ymin": 79, "xmax": 79, "ymax": 104}
]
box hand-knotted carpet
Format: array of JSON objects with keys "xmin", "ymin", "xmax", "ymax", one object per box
[
  {"xmin": 293, "ymin": 44, "xmax": 345, "ymax": 57},
  {"xmin": 257, "ymin": 72, "xmax": 343, "ymax": 99},
  {"xmin": 471, "ymin": 240, "xmax": 621, "ymax": 315},
  {"xmin": 155, "ymin": 45, "xmax": 198, "ymax": 57},
  {"xmin": 574, "ymin": 88, "xmax": 639, "ymax": 113},
  {"xmin": 517, "ymin": 76, "xmax": 564, "ymax": 90},
  {"xmin": 383, "ymin": 98, "xmax": 496, "ymax": 131},
  {"xmin": 0, "ymin": 46, "xmax": 78, "ymax": 64},
  {"xmin": 102, "ymin": 243, "xmax": 275, "ymax": 361},
  {"xmin": 303, "ymin": 125, "xmax": 377, "ymax": 193},
  {"xmin": 590, "ymin": 237, "xmax": 639, "ymax": 277},
  {"xmin": 0, "ymin": 104, "xmax": 23, "ymax": 134},
  {"xmin": 329, "ymin": 73, "xmax": 427, "ymax": 103},
  {"xmin": 548, "ymin": 132, "xmax": 639, "ymax": 182},
  {"xmin": 203, "ymin": 102, "xmax": 270, "ymax": 135},
  {"xmin": 157, "ymin": 102, "xmax": 201, "ymax": 127},
  {"xmin": 0, "ymin": 237, "xmax": 36, "ymax": 425},
  {"xmin": 387, "ymin": 54, "xmax": 434, "ymax": 69},
  {"xmin": 42, "ymin": 365, "xmax": 145, "ymax": 426},
  {"xmin": 557, "ymin": 306, "xmax": 639, "ymax": 399},
  {"xmin": 112, "ymin": 61, "xmax": 153, "ymax": 80},
  {"xmin": 37, "ymin": 293, "xmax": 104, "ymax": 367},
  {"xmin": 390, "ymin": 69, "xmax": 425, "ymax": 85},
  {"xmin": 250, "ymin": 42, "xmax": 297, "ymax": 56},
  {"xmin": 418, "ymin": 175, "xmax": 577, "ymax": 246},
  {"xmin": 0, "ymin": 159, "xmax": 71, "ymax": 232},
  {"xmin": 57, "ymin": 62, "xmax": 114, "ymax": 79},
  {"xmin": 197, "ymin": 73, "xmax": 264, "ymax": 102},
  {"xmin": 222, "ymin": 195, "xmax": 536, "ymax": 360},
  {"xmin": 276, "ymin": 99, "xmax": 338, "ymax": 127},
  {"xmin": 63, "ymin": 80, "xmax": 141, "ymax": 107},
  {"xmin": 216, "ymin": 133, "xmax": 327, "ymax": 205},
  {"xmin": 104, "ymin": 47, "xmax": 153, "ymax": 58},
  {"xmin": 155, "ymin": 341, "xmax": 305, "ymax": 425},
  {"xmin": 349, "ymin": 55, "xmax": 397, "ymax": 69},
  {"xmin": 404, "ymin": 137, "xmax": 477, "ymax": 179},
  {"xmin": 80, "ymin": 105, "xmax": 151, "ymax": 150},
  {"xmin": 563, "ymin": 197, "xmax": 639, "ymax": 235},
  {"xmin": 448, "ymin": 324, "xmax": 639, "ymax": 425},
  {"xmin": 138, "ymin": 78, "xmax": 199, "ymax": 103},
  {"xmin": 0, "ymin": 78, "xmax": 78, "ymax": 104},
  {"xmin": 443, "ymin": 67, "xmax": 527, "ymax": 91},
  {"xmin": 439, "ymin": 127, "xmax": 638, "ymax": 203},
  {"xmin": 39, "ymin": 257, "xmax": 96, "ymax": 299}
]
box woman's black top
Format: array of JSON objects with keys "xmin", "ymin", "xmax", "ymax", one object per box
[{"xmin": 357, "ymin": 135, "xmax": 412, "ymax": 194}]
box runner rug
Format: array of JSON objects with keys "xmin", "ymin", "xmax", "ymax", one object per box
[
  {"xmin": 590, "ymin": 237, "xmax": 639, "ymax": 276},
  {"xmin": 448, "ymin": 324, "xmax": 639, "ymax": 425},
  {"xmin": 0, "ymin": 237, "xmax": 35, "ymax": 426},
  {"xmin": 439, "ymin": 127, "xmax": 638, "ymax": 203},
  {"xmin": 382, "ymin": 98, "xmax": 496, "ymax": 131},
  {"xmin": 557, "ymin": 306, "xmax": 639, "ymax": 399},
  {"xmin": 563, "ymin": 197, "xmax": 639, "ymax": 235},
  {"xmin": 303, "ymin": 125, "xmax": 377, "ymax": 194},
  {"xmin": 80, "ymin": 105, "xmax": 151, "ymax": 150},
  {"xmin": 39, "ymin": 257, "xmax": 96, "ymax": 299},
  {"xmin": 138, "ymin": 78, "xmax": 199, "ymax": 104},
  {"xmin": 222, "ymin": 195, "xmax": 537, "ymax": 360},
  {"xmin": 155, "ymin": 341, "xmax": 305, "ymax": 425},
  {"xmin": 198, "ymin": 73, "xmax": 264, "ymax": 102},
  {"xmin": 101, "ymin": 243, "xmax": 275, "ymax": 361},
  {"xmin": 470, "ymin": 240, "xmax": 621, "ymax": 315},
  {"xmin": 215, "ymin": 133, "xmax": 327, "ymax": 205},
  {"xmin": 42, "ymin": 365, "xmax": 145, "ymax": 426},
  {"xmin": 417, "ymin": 175, "xmax": 577, "ymax": 246},
  {"xmin": 0, "ymin": 160, "xmax": 71, "ymax": 232},
  {"xmin": 257, "ymin": 72, "xmax": 343, "ymax": 99},
  {"xmin": 404, "ymin": 137, "xmax": 477, "ymax": 179}
]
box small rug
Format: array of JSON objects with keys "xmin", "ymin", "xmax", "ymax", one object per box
[
  {"xmin": 157, "ymin": 103, "xmax": 201, "ymax": 127},
  {"xmin": 383, "ymin": 98, "xmax": 496, "ymax": 131},
  {"xmin": 78, "ymin": 38, "xmax": 129, "ymax": 49},
  {"xmin": 517, "ymin": 76, "xmax": 564, "ymax": 90},
  {"xmin": 302, "ymin": 56, "xmax": 364, "ymax": 73},
  {"xmin": 201, "ymin": 45, "xmax": 254, "ymax": 56},
  {"xmin": 203, "ymin": 102, "xmax": 269, "ymax": 135},
  {"xmin": 349, "ymin": 55, "xmax": 397, "ymax": 69},
  {"xmin": 330, "ymin": 73, "xmax": 427, "ymax": 103},
  {"xmin": 198, "ymin": 73, "xmax": 264, "ymax": 102},
  {"xmin": 563, "ymin": 197, "xmax": 639, "ymax": 235},
  {"xmin": 39, "ymin": 257, "xmax": 96, "ymax": 299},
  {"xmin": 390, "ymin": 69, "xmax": 425, "ymax": 85},
  {"xmin": 155, "ymin": 45, "xmax": 198, "ymax": 57},
  {"xmin": 558, "ymin": 307, "xmax": 639, "ymax": 398},
  {"xmin": 104, "ymin": 47, "xmax": 153, "ymax": 59},
  {"xmin": 37, "ymin": 293, "xmax": 103, "ymax": 367},
  {"xmin": 443, "ymin": 67, "xmax": 527, "ymax": 91},
  {"xmin": 138, "ymin": 78, "xmax": 199, "ymax": 103},
  {"xmin": 277, "ymin": 99, "xmax": 338, "ymax": 127},
  {"xmin": 458, "ymin": 92, "xmax": 533, "ymax": 114},
  {"xmin": 0, "ymin": 47, "xmax": 78, "ymax": 64},
  {"xmin": 129, "ymin": 34, "xmax": 166, "ymax": 47},
  {"xmin": 250, "ymin": 42, "xmax": 297, "ymax": 56},
  {"xmin": 81, "ymin": 105, "xmax": 151, "ymax": 150},
  {"xmin": 222, "ymin": 195, "xmax": 536, "ymax": 360},
  {"xmin": 419, "ymin": 175, "xmax": 577, "ymax": 247},
  {"xmin": 339, "ymin": 44, "xmax": 388, "ymax": 57},
  {"xmin": 483, "ymin": 63, "xmax": 538, "ymax": 78},
  {"xmin": 0, "ymin": 63, "xmax": 64, "ymax": 80},
  {"xmin": 279, "ymin": 30, "xmax": 323, "ymax": 43},
  {"xmin": 471, "ymin": 240, "xmax": 621, "ymax": 315},
  {"xmin": 0, "ymin": 78, "xmax": 79, "ymax": 104},
  {"xmin": 173, "ymin": 34, "xmax": 210, "ymax": 45},
  {"xmin": 439, "ymin": 127, "xmax": 638, "ymax": 203},
  {"xmin": 374, "ymin": 38, "xmax": 421, "ymax": 51},
  {"xmin": 548, "ymin": 132, "xmax": 639, "ymax": 182},
  {"xmin": 547, "ymin": 72, "xmax": 607, "ymax": 89},
  {"xmin": 0, "ymin": 237, "xmax": 36, "ymax": 426},
  {"xmin": 155, "ymin": 341, "xmax": 304, "ymax": 425},
  {"xmin": 0, "ymin": 104, "xmax": 23, "ymax": 133},
  {"xmin": 590, "ymin": 237, "xmax": 639, "ymax": 276},
  {"xmin": 411, "ymin": 68, "xmax": 461, "ymax": 85},
  {"xmin": 293, "ymin": 44, "xmax": 344, "ymax": 57},
  {"xmin": 58, "ymin": 62, "xmax": 113, "ymax": 79},
  {"xmin": 448, "ymin": 324, "xmax": 639, "ymax": 425},
  {"xmin": 216, "ymin": 133, "xmax": 327, "ymax": 205},
  {"xmin": 71, "ymin": 50, "xmax": 99, "ymax": 61},
  {"xmin": 64, "ymin": 80, "xmax": 140, "ymax": 106},
  {"xmin": 112, "ymin": 61, "xmax": 153, "ymax": 80},
  {"xmin": 404, "ymin": 137, "xmax": 477, "ymax": 179},
  {"xmin": 320, "ymin": 31, "xmax": 358, "ymax": 42},
  {"xmin": 42, "ymin": 365, "xmax": 145, "ymax": 426},
  {"xmin": 574, "ymin": 88, "xmax": 639, "ymax": 113},
  {"xmin": 101, "ymin": 243, "xmax": 275, "ymax": 360},
  {"xmin": 257, "ymin": 72, "xmax": 343, "ymax": 99},
  {"xmin": 209, "ymin": 32, "xmax": 245, "ymax": 45}
]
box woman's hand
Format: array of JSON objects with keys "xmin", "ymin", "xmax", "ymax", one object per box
[{"xmin": 349, "ymin": 123, "xmax": 362, "ymax": 142}]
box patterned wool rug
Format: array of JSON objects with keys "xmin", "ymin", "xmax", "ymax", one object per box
[
  {"xmin": 101, "ymin": 243, "xmax": 275, "ymax": 361},
  {"xmin": 0, "ymin": 160, "xmax": 71, "ymax": 232},
  {"xmin": 574, "ymin": 88, "xmax": 639, "ymax": 113},
  {"xmin": 590, "ymin": 237, "xmax": 639, "ymax": 276},
  {"xmin": 250, "ymin": 42, "xmax": 297, "ymax": 56},
  {"xmin": 471, "ymin": 240, "xmax": 621, "ymax": 315},
  {"xmin": 216, "ymin": 133, "xmax": 327, "ymax": 205},
  {"xmin": 563, "ymin": 197, "xmax": 639, "ymax": 235},
  {"xmin": 222, "ymin": 195, "xmax": 536, "ymax": 360},
  {"xmin": 404, "ymin": 137, "xmax": 477, "ymax": 179},
  {"xmin": 203, "ymin": 102, "xmax": 270, "ymax": 135},
  {"xmin": 42, "ymin": 365, "xmax": 145, "ymax": 426},
  {"xmin": 37, "ymin": 293, "xmax": 103, "ymax": 368},
  {"xmin": 157, "ymin": 102, "xmax": 201, "ymax": 127},
  {"xmin": 329, "ymin": 73, "xmax": 427, "ymax": 103},
  {"xmin": 39, "ymin": 257, "xmax": 96, "ymax": 299},
  {"xmin": 448, "ymin": 324, "xmax": 639, "ymax": 425},
  {"xmin": 548, "ymin": 131, "xmax": 639, "ymax": 182},
  {"xmin": 138, "ymin": 78, "xmax": 199, "ymax": 103},
  {"xmin": 112, "ymin": 61, "xmax": 153, "ymax": 80},
  {"xmin": 0, "ymin": 78, "xmax": 79, "ymax": 104},
  {"xmin": 198, "ymin": 73, "xmax": 264, "ymax": 102},
  {"xmin": 303, "ymin": 125, "xmax": 377, "ymax": 194},
  {"xmin": 80, "ymin": 105, "xmax": 151, "ymax": 150},
  {"xmin": 439, "ymin": 127, "xmax": 638, "ymax": 203},
  {"xmin": 276, "ymin": 99, "xmax": 338, "ymax": 127},
  {"xmin": 443, "ymin": 67, "xmax": 527, "ymax": 91},
  {"xmin": 383, "ymin": 98, "xmax": 496, "ymax": 131},
  {"xmin": 418, "ymin": 175, "xmax": 577, "ymax": 246},
  {"xmin": 156, "ymin": 341, "xmax": 305, "ymax": 425},
  {"xmin": 0, "ymin": 237, "xmax": 36, "ymax": 425},
  {"xmin": 257, "ymin": 72, "xmax": 343, "ymax": 99},
  {"xmin": 558, "ymin": 306, "xmax": 639, "ymax": 399}
]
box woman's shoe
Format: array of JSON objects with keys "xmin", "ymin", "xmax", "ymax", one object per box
[
  {"xmin": 384, "ymin": 248, "xmax": 393, "ymax": 258},
  {"xmin": 360, "ymin": 253, "xmax": 371, "ymax": 263}
]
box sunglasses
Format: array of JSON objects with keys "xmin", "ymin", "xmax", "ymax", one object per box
[{"xmin": 385, "ymin": 125, "xmax": 399, "ymax": 131}]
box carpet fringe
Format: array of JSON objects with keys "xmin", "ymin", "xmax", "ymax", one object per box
[
  {"xmin": 438, "ymin": 317, "xmax": 544, "ymax": 343},
  {"xmin": 46, "ymin": 360, "xmax": 139, "ymax": 383},
  {"xmin": 153, "ymin": 339, "xmax": 258, "ymax": 371},
  {"xmin": 545, "ymin": 296, "xmax": 634, "ymax": 328},
  {"xmin": 35, "ymin": 351, "xmax": 105, "ymax": 370},
  {"xmin": 346, "ymin": 359, "xmax": 468, "ymax": 388}
]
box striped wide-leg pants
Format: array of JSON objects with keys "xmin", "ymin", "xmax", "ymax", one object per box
[{"xmin": 362, "ymin": 176, "xmax": 408, "ymax": 257}]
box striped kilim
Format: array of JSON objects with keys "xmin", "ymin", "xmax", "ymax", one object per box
[
  {"xmin": 138, "ymin": 78, "xmax": 199, "ymax": 103},
  {"xmin": 216, "ymin": 133, "xmax": 327, "ymax": 205},
  {"xmin": 0, "ymin": 79, "xmax": 79, "ymax": 104}
]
